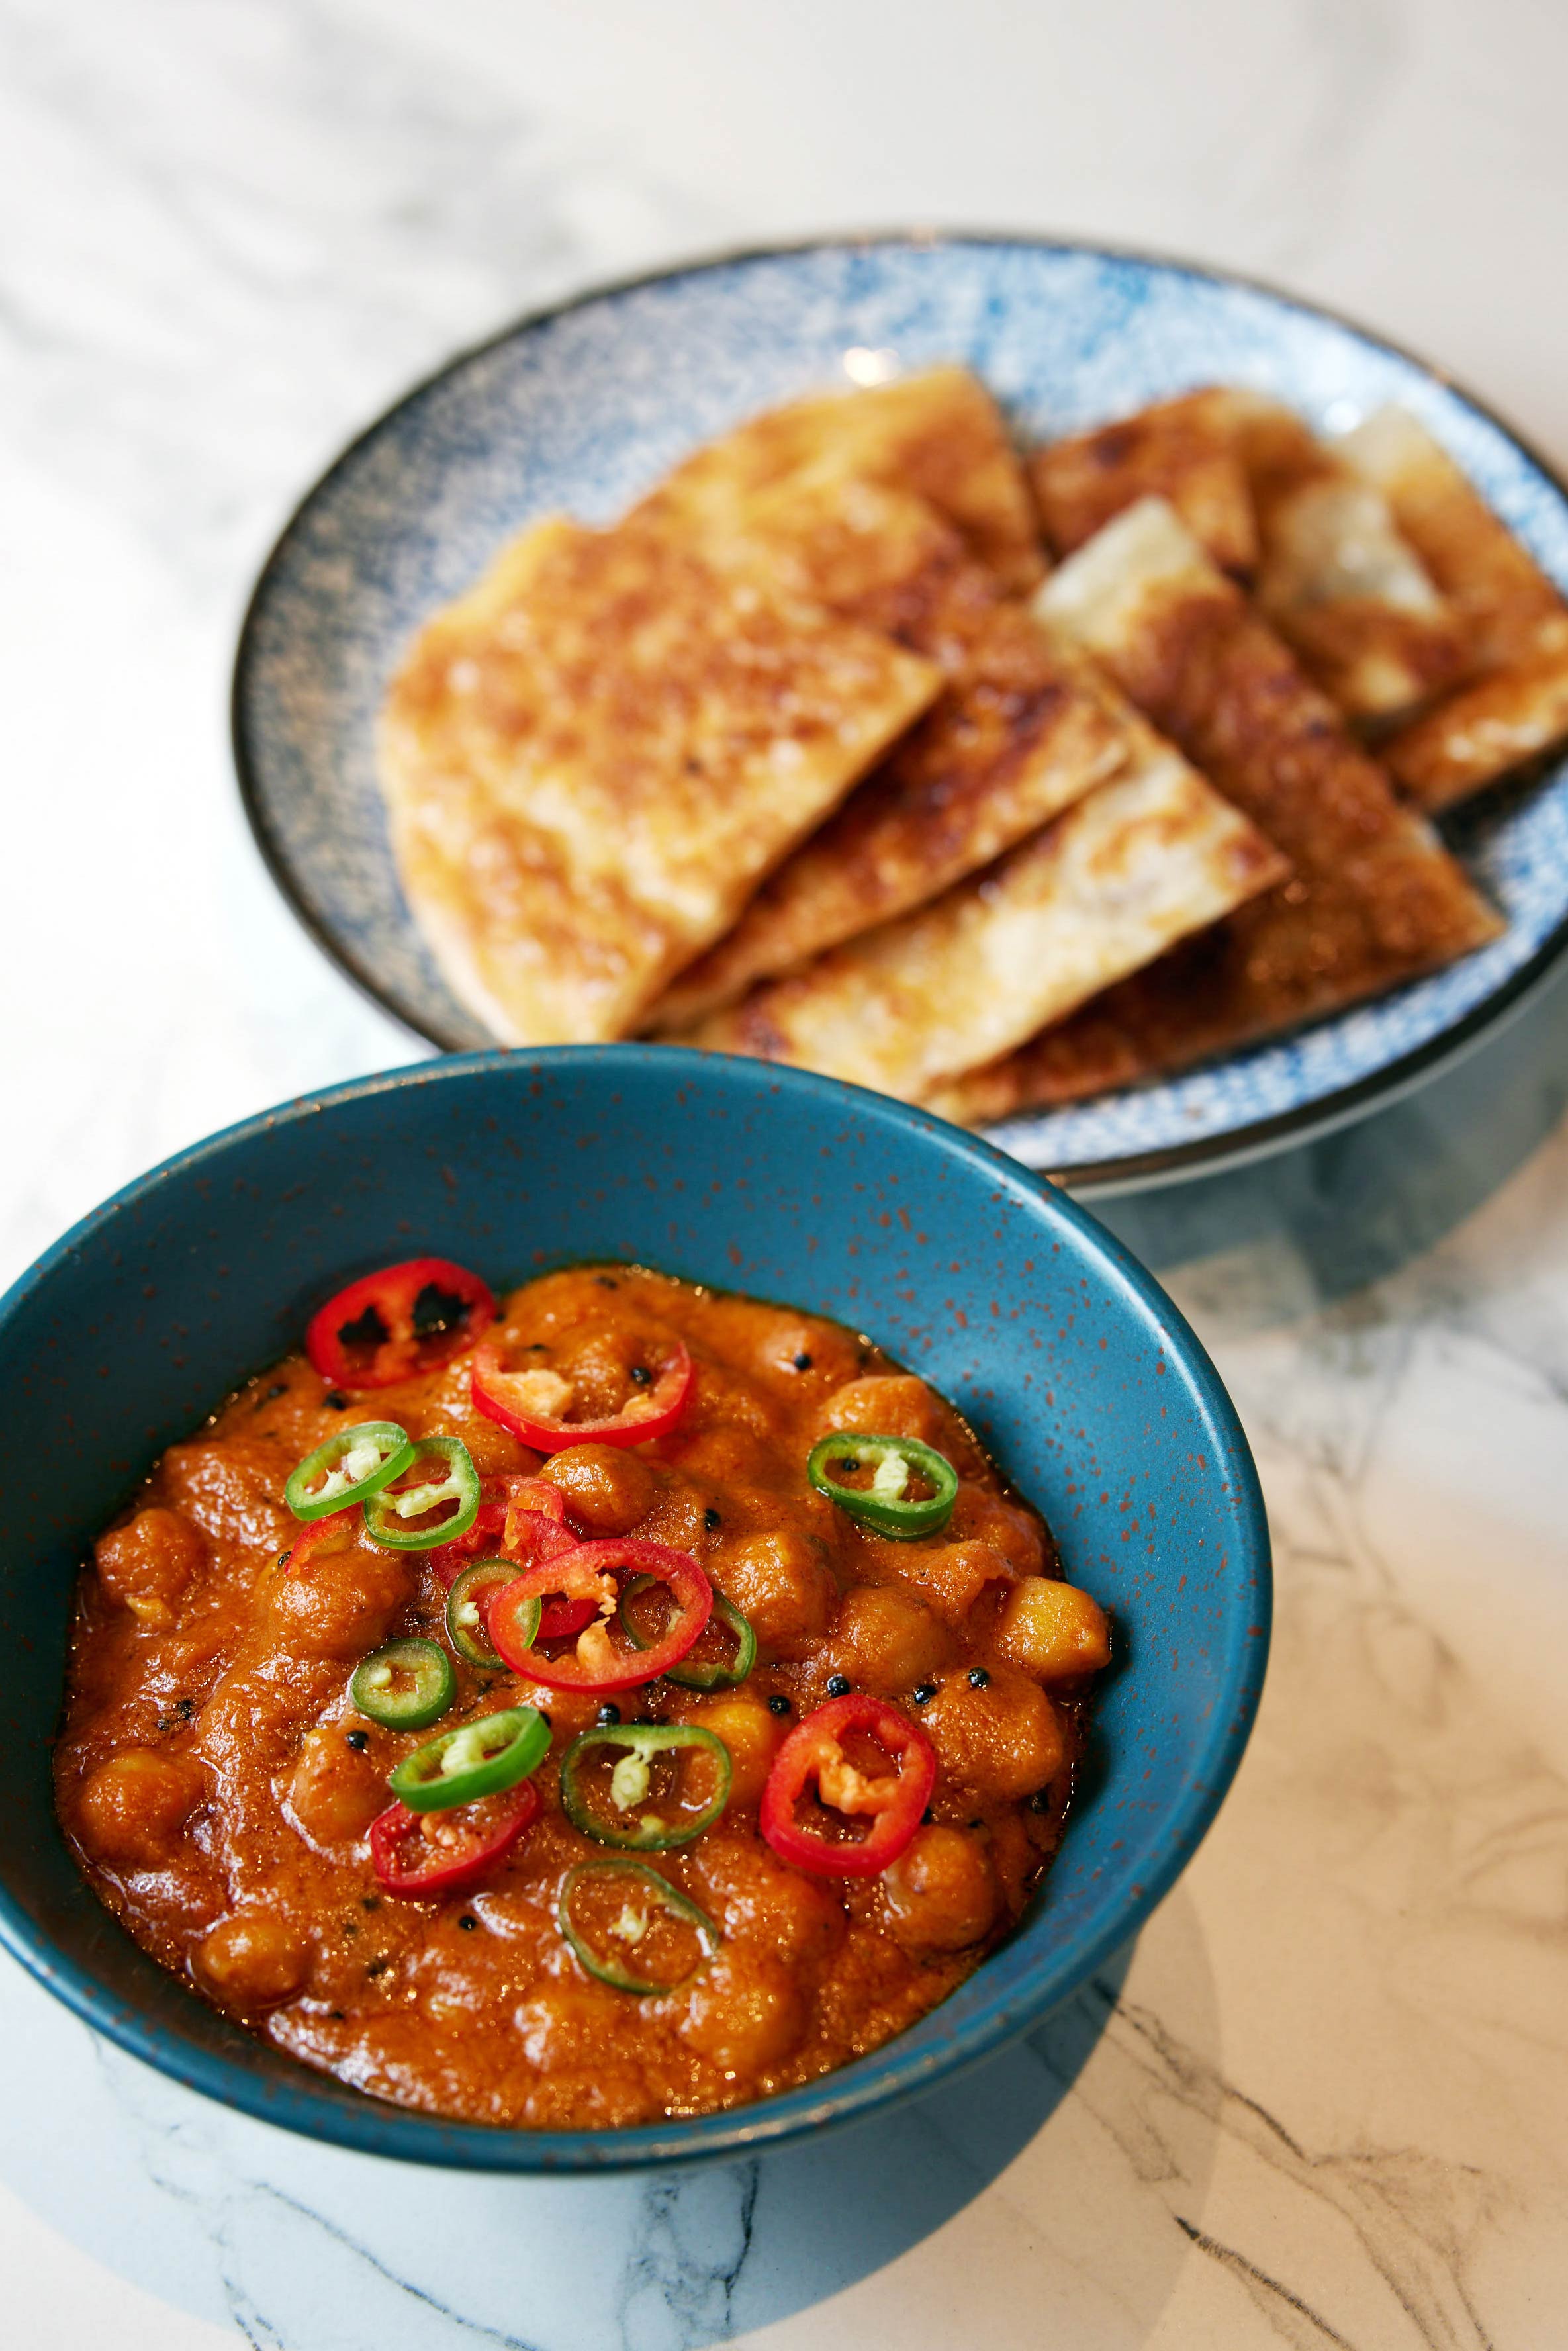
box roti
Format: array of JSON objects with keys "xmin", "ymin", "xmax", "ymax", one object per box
[
  {"xmin": 1031, "ymin": 388, "xmax": 1260, "ymax": 575},
  {"xmin": 647, "ymin": 602, "xmax": 1129, "ymax": 1031},
  {"xmin": 1033, "ymin": 390, "xmax": 1467, "ymax": 724},
  {"xmin": 377, "ymin": 514, "xmax": 941, "ymax": 1044},
  {"xmin": 639, "ymin": 465, "xmax": 1003, "ymax": 677},
  {"xmin": 1242, "ymin": 402, "xmax": 1467, "ymax": 723},
  {"xmin": 1340, "ymin": 405, "xmax": 1568, "ymax": 805},
  {"xmin": 938, "ymin": 497, "xmax": 1499, "ymax": 1125},
  {"xmin": 637, "ymin": 364, "xmax": 1046, "ymax": 596},
  {"xmin": 686, "ymin": 715, "xmax": 1283, "ymax": 1103}
]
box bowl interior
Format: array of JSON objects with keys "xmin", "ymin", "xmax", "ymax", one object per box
[
  {"xmin": 235, "ymin": 234, "xmax": 1568, "ymax": 1185},
  {"xmin": 0, "ymin": 1050, "xmax": 1268, "ymax": 2170}
]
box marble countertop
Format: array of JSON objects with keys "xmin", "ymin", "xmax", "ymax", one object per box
[{"xmin": 5, "ymin": 2, "xmax": 1568, "ymax": 2343}]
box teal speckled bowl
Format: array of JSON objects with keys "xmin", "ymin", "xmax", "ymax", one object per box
[{"xmin": 0, "ymin": 1048, "xmax": 1269, "ymax": 2170}]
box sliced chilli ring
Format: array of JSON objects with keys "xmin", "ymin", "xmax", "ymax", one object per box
[
  {"xmin": 387, "ymin": 1706, "xmax": 552, "ymax": 1812},
  {"xmin": 486, "ymin": 1538, "xmax": 712, "ymax": 1693},
  {"xmin": 759, "ymin": 1692, "xmax": 937, "ymax": 1878},
  {"xmin": 426, "ymin": 1473, "xmax": 567, "ymax": 1593},
  {"xmin": 349, "ymin": 1637, "xmax": 457, "ymax": 1731},
  {"xmin": 369, "ymin": 1780, "xmax": 539, "ymax": 1900},
  {"xmin": 806, "ymin": 1432, "xmax": 959, "ymax": 1539},
  {"xmin": 284, "ymin": 1422, "xmax": 415, "ymax": 1520},
  {"xmin": 445, "ymin": 1558, "xmax": 525, "ymax": 1669},
  {"xmin": 470, "ymin": 1337, "xmax": 694, "ymax": 1453},
  {"xmin": 305, "ymin": 1256, "xmax": 497, "ymax": 1391},
  {"xmin": 557, "ymin": 1857, "xmax": 722, "ymax": 1994},
  {"xmin": 363, "ymin": 1434, "xmax": 481, "ymax": 1551},
  {"xmin": 559, "ymin": 1724, "xmax": 733, "ymax": 1850},
  {"xmin": 620, "ymin": 1575, "xmax": 757, "ymax": 1691}
]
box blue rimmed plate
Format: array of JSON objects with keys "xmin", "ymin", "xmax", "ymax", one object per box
[{"xmin": 233, "ymin": 234, "xmax": 1568, "ymax": 1193}]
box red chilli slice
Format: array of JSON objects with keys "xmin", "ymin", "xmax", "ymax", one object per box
[
  {"xmin": 428, "ymin": 1476, "xmax": 568, "ymax": 1592},
  {"xmin": 487, "ymin": 1538, "xmax": 712, "ymax": 1692},
  {"xmin": 760, "ymin": 1694, "xmax": 936, "ymax": 1879},
  {"xmin": 470, "ymin": 1339, "xmax": 694, "ymax": 1453},
  {"xmin": 369, "ymin": 1780, "xmax": 540, "ymax": 1899},
  {"xmin": 306, "ymin": 1258, "xmax": 496, "ymax": 1391}
]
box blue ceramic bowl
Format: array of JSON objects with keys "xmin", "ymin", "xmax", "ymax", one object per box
[
  {"xmin": 234, "ymin": 232, "xmax": 1568, "ymax": 1190},
  {"xmin": 0, "ymin": 1050, "xmax": 1268, "ymax": 2172}
]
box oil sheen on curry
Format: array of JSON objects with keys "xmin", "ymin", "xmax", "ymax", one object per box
[{"xmin": 56, "ymin": 1260, "xmax": 1110, "ymax": 2131}]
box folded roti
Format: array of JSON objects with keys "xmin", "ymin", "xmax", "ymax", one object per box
[
  {"xmin": 1340, "ymin": 405, "xmax": 1568, "ymax": 805},
  {"xmin": 686, "ymin": 717, "xmax": 1283, "ymax": 1103},
  {"xmin": 937, "ymin": 498, "xmax": 1500, "ymax": 1125},
  {"xmin": 1241, "ymin": 402, "xmax": 1468, "ymax": 723},
  {"xmin": 378, "ymin": 515, "xmax": 941, "ymax": 1044},
  {"xmin": 1033, "ymin": 390, "xmax": 1466, "ymax": 723},
  {"xmin": 637, "ymin": 365, "xmax": 1046, "ymax": 596},
  {"xmin": 647, "ymin": 600, "xmax": 1129, "ymax": 1031},
  {"xmin": 1031, "ymin": 388, "xmax": 1261, "ymax": 576},
  {"xmin": 639, "ymin": 465, "xmax": 1003, "ymax": 678}
]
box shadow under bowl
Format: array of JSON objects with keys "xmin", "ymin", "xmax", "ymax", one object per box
[{"xmin": 0, "ymin": 1047, "xmax": 1269, "ymax": 2173}]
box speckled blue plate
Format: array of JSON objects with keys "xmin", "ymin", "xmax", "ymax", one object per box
[
  {"xmin": 0, "ymin": 1049, "xmax": 1268, "ymax": 2172},
  {"xmin": 234, "ymin": 234, "xmax": 1568, "ymax": 1193}
]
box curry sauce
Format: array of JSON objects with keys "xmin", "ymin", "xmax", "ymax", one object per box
[{"xmin": 56, "ymin": 1265, "xmax": 1109, "ymax": 2131}]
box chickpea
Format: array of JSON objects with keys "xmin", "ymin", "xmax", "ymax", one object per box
[
  {"xmin": 541, "ymin": 1444, "xmax": 655, "ymax": 1535},
  {"xmin": 684, "ymin": 1363, "xmax": 779, "ymax": 1442},
  {"xmin": 668, "ymin": 1424, "xmax": 773, "ymax": 1487},
  {"xmin": 95, "ymin": 1508, "xmax": 207, "ymax": 1628},
  {"xmin": 160, "ymin": 1437, "xmax": 291, "ymax": 1552},
  {"xmin": 676, "ymin": 1950, "xmax": 804, "ymax": 2072},
  {"xmin": 890, "ymin": 1538, "xmax": 1014, "ymax": 1629},
  {"xmin": 921, "ymin": 1665, "xmax": 1064, "ymax": 1800},
  {"xmin": 635, "ymin": 1471, "xmax": 714, "ymax": 1555},
  {"xmin": 752, "ymin": 1319, "xmax": 861, "ymax": 1385},
  {"xmin": 561, "ymin": 1326, "xmax": 677, "ymax": 1420},
  {"xmin": 817, "ymin": 1375, "xmax": 973, "ymax": 1465},
  {"xmin": 995, "ymin": 1578, "xmax": 1111, "ymax": 1683},
  {"xmin": 197, "ymin": 1913, "xmax": 311, "ymax": 2005},
  {"xmin": 693, "ymin": 1836, "xmax": 844, "ymax": 1964},
  {"xmin": 881, "ymin": 1826, "xmax": 999, "ymax": 1953},
  {"xmin": 286, "ymin": 1723, "xmax": 387, "ymax": 1847},
  {"xmin": 948, "ymin": 1487, "xmax": 1047, "ymax": 1577},
  {"xmin": 76, "ymin": 1750, "xmax": 205, "ymax": 1867},
  {"xmin": 678, "ymin": 1695, "xmax": 786, "ymax": 1809},
  {"xmin": 263, "ymin": 1523, "xmax": 414, "ymax": 1660},
  {"xmin": 827, "ymin": 1584, "xmax": 951, "ymax": 1694},
  {"xmin": 719, "ymin": 1529, "xmax": 837, "ymax": 1662}
]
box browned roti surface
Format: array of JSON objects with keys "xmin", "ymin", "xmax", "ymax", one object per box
[
  {"xmin": 1034, "ymin": 391, "xmax": 1469, "ymax": 725},
  {"xmin": 941, "ymin": 501, "xmax": 1499, "ymax": 1123},
  {"xmin": 690, "ymin": 716, "xmax": 1284, "ymax": 1101},
  {"xmin": 639, "ymin": 365, "xmax": 1046, "ymax": 595},
  {"xmin": 378, "ymin": 517, "xmax": 939, "ymax": 1044},
  {"xmin": 56, "ymin": 1268, "xmax": 1104, "ymax": 2132},
  {"xmin": 649, "ymin": 604, "xmax": 1130, "ymax": 1029},
  {"xmin": 1241, "ymin": 402, "xmax": 1467, "ymax": 723},
  {"xmin": 1031, "ymin": 388, "xmax": 1260, "ymax": 575},
  {"xmin": 1342, "ymin": 406, "xmax": 1568, "ymax": 804}
]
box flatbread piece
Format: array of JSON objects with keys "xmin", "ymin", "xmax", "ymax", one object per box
[
  {"xmin": 937, "ymin": 498, "xmax": 1500, "ymax": 1124},
  {"xmin": 638, "ymin": 365, "xmax": 1046, "ymax": 596},
  {"xmin": 647, "ymin": 601, "xmax": 1129, "ymax": 1030},
  {"xmin": 1340, "ymin": 405, "xmax": 1568, "ymax": 806},
  {"xmin": 378, "ymin": 514, "xmax": 941, "ymax": 1044},
  {"xmin": 688, "ymin": 714, "xmax": 1283, "ymax": 1103}
]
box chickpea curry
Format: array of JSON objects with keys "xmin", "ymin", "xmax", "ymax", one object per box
[{"xmin": 56, "ymin": 1260, "xmax": 1110, "ymax": 2131}]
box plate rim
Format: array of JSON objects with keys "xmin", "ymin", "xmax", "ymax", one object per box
[{"xmin": 230, "ymin": 226, "xmax": 1568, "ymax": 1196}]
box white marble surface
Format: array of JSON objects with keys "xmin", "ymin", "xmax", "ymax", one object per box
[{"xmin": 5, "ymin": 1, "xmax": 1568, "ymax": 2343}]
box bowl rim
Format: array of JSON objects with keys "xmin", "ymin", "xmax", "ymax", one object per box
[
  {"xmin": 230, "ymin": 226, "xmax": 1568, "ymax": 1197},
  {"xmin": 0, "ymin": 1045, "xmax": 1271, "ymax": 2172}
]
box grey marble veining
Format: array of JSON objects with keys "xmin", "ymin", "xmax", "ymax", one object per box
[{"xmin": 5, "ymin": 0, "xmax": 1568, "ymax": 2342}]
